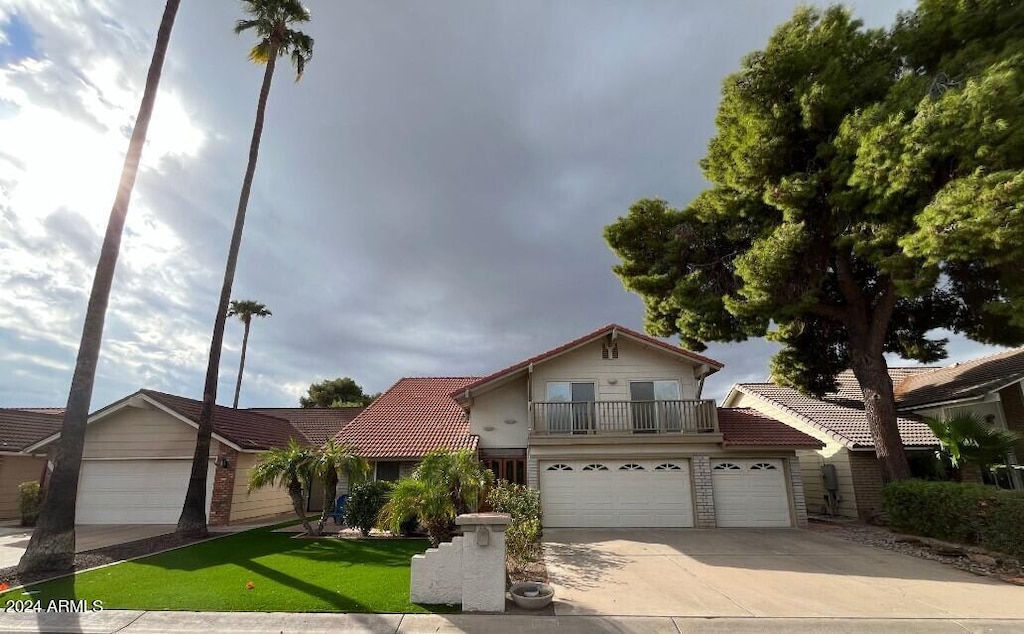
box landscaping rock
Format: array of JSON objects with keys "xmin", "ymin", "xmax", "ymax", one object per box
[
  {"xmin": 968, "ymin": 553, "xmax": 998, "ymax": 567},
  {"xmin": 808, "ymin": 521, "xmax": 1024, "ymax": 585}
]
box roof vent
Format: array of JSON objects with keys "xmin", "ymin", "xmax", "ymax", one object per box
[{"xmin": 601, "ymin": 342, "xmax": 618, "ymax": 360}]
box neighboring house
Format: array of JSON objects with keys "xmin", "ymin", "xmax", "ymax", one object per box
[
  {"xmin": 0, "ymin": 408, "xmax": 62, "ymax": 520},
  {"xmin": 29, "ymin": 390, "xmax": 325, "ymax": 525},
  {"xmin": 250, "ymin": 406, "xmax": 364, "ymax": 511},
  {"xmin": 335, "ymin": 324, "xmax": 822, "ymax": 529},
  {"xmin": 723, "ymin": 347, "xmax": 1024, "ymax": 521}
]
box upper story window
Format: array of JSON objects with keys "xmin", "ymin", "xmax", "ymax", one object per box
[
  {"xmin": 546, "ymin": 381, "xmax": 596, "ymax": 434},
  {"xmin": 629, "ymin": 380, "xmax": 682, "ymax": 432}
]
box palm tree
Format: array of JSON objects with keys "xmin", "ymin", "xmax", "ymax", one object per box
[
  {"xmin": 310, "ymin": 440, "xmax": 369, "ymax": 535},
  {"xmin": 228, "ymin": 299, "xmax": 272, "ymax": 408},
  {"xmin": 18, "ymin": 0, "xmax": 182, "ymax": 575},
  {"xmin": 379, "ymin": 449, "xmax": 493, "ymax": 546},
  {"xmin": 925, "ymin": 412, "xmax": 1023, "ymax": 482},
  {"xmin": 248, "ymin": 440, "xmax": 316, "ymax": 534},
  {"xmin": 177, "ymin": 0, "xmax": 313, "ymax": 538}
]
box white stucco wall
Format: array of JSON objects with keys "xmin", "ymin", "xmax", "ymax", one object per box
[
  {"xmin": 530, "ymin": 337, "xmax": 700, "ymax": 402},
  {"xmin": 410, "ymin": 537, "xmax": 463, "ymax": 605},
  {"xmin": 469, "ymin": 377, "xmax": 529, "ymax": 448}
]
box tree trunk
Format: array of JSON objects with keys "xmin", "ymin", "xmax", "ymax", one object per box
[
  {"xmin": 317, "ymin": 470, "xmax": 339, "ymax": 535},
  {"xmin": 849, "ymin": 348, "xmax": 912, "ymax": 482},
  {"xmin": 177, "ymin": 49, "xmax": 279, "ymax": 537},
  {"xmin": 232, "ymin": 317, "xmax": 251, "ymax": 408},
  {"xmin": 289, "ymin": 478, "xmax": 313, "ymax": 535},
  {"xmin": 18, "ymin": 0, "xmax": 181, "ymax": 576}
]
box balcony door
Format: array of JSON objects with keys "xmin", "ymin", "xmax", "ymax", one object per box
[
  {"xmin": 547, "ymin": 381, "xmax": 596, "ymax": 433},
  {"xmin": 630, "ymin": 380, "xmax": 682, "ymax": 432}
]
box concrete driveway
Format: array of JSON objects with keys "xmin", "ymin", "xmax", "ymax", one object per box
[
  {"xmin": 544, "ymin": 528, "xmax": 1024, "ymax": 618},
  {"xmin": 0, "ymin": 525, "xmax": 175, "ymax": 569}
]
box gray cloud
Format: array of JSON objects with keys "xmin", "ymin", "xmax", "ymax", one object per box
[{"xmin": 6, "ymin": 0, "xmax": 1002, "ymax": 413}]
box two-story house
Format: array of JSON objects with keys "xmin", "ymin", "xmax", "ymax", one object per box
[{"xmin": 335, "ymin": 324, "xmax": 822, "ymax": 529}]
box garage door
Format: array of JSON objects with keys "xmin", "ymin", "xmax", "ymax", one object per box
[
  {"xmin": 541, "ymin": 459, "xmax": 693, "ymax": 528},
  {"xmin": 76, "ymin": 460, "xmax": 215, "ymax": 524},
  {"xmin": 711, "ymin": 459, "xmax": 791, "ymax": 527}
]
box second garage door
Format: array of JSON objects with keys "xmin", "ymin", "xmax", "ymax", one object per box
[
  {"xmin": 541, "ymin": 459, "xmax": 693, "ymax": 528},
  {"xmin": 76, "ymin": 459, "xmax": 215, "ymax": 524},
  {"xmin": 711, "ymin": 458, "xmax": 791, "ymax": 527}
]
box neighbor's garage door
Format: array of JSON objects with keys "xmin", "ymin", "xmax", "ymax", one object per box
[
  {"xmin": 76, "ymin": 459, "xmax": 215, "ymax": 524},
  {"xmin": 711, "ymin": 458, "xmax": 791, "ymax": 527},
  {"xmin": 541, "ymin": 459, "xmax": 693, "ymax": 528}
]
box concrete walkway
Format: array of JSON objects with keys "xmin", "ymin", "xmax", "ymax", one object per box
[
  {"xmin": 0, "ymin": 611, "xmax": 1022, "ymax": 633},
  {"xmin": 544, "ymin": 528, "xmax": 1024, "ymax": 619}
]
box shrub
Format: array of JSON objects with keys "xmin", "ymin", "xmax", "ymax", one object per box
[
  {"xmin": 344, "ymin": 480, "xmax": 393, "ymax": 536},
  {"xmin": 487, "ymin": 480, "xmax": 542, "ymax": 574},
  {"xmin": 882, "ymin": 480, "xmax": 1024, "ymax": 558},
  {"xmin": 18, "ymin": 481, "xmax": 41, "ymax": 527}
]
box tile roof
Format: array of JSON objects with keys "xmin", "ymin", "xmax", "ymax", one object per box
[
  {"xmin": 734, "ymin": 383, "xmax": 937, "ymax": 449},
  {"xmin": 455, "ymin": 324, "xmax": 723, "ymax": 398},
  {"xmin": 0, "ymin": 409, "xmax": 63, "ymax": 452},
  {"xmin": 894, "ymin": 348, "xmax": 1024, "ymax": 409},
  {"xmin": 249, "ymin": 407, "xmax": 364, "ymax": 446},
  {"xmin": 823, "ymin": 368, "xmax": 939, "ymax": 409},
  {"xmin": 717, "ymin": 408, "xmax": 823, "ymax": 448},
  {"xmin": 336, "ymin": 378, "xmax": 480, "ymax": 459},
  {"xmin": 141, "ymin": 390, "xmax": 305, "ymax": 451}
]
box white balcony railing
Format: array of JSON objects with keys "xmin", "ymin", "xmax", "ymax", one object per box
[{"xmin": 531, "ymin": 400, "xmax": 718, "ymax": 435}]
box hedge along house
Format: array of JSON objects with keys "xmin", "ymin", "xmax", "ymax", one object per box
[
  {"xmin": 334, "ymin": 324, "xmax": 823, "ymax": 529},
  {"xmin": 0, "ymin": 408, "xmax": 62, "ymax": 520},
  {"xmin": 723, "ymin": 348, "xmax": 1024, "ymax": 521},
  {"xmin": 28, "ymin": 390, "xmax": 327, "ymax": 525}
]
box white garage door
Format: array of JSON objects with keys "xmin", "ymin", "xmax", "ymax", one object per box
[
  {"xmin": 712, "ymin": 459, "xmax": 791, "ymax": 527},
  {"xmin": 77, "ymin": 460, "xmax": 215, "ymax": 524},
  {"xmin": 541, "ymin": 459, "xmax": 693, "ymax": 528}
]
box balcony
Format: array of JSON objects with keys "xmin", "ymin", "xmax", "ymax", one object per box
[{"xmin": 531, "ymin": 399, "xmax": 718, "ymax": 435}]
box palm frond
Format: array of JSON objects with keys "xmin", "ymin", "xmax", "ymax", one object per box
[{"xmin": 233, "ymin": 18, "xmax": 262, "ymax": 35}]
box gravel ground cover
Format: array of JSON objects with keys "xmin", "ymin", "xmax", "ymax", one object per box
[{"xmin": 808, "ymin": 519, "xmax": 1024, "ymax": 585}]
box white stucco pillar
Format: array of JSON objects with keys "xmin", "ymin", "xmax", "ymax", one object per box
[{"xmin": 455, "ymin": 512, "xmax": 511, "ymax": 612}]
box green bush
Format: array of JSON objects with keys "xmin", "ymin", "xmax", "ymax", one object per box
[
  {"xmin": 487, "ymin": 480, "xmax": 542, "ymax": 574},
  {"xmin": 344, "ymin": 480, "xmax": 393, "ymax": 536},
  {"xmin": 882, "ymin": 480, "xmax": 1024, "ymax": 558},
  {"xmin": 18, "ymin": 481, "xmax": 41, "ymax": 527}
]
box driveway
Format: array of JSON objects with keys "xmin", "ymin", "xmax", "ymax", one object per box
[
  {"xmin": 544, "ymin": 528, "xmax": 1024, "ymax": 618},
  {"xmin": 0, "ymin": 525, "xmax": 175, "ymax": 569}
]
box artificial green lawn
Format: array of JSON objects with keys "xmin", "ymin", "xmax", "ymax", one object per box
[{"xmin": 2, "ymin": 527, "xmax": 454, "ymax": 613}]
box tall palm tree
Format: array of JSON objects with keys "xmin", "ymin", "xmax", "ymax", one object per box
[
  {"xmin": 248, "ymin": 440, "xmax": 316, "ymax": 535},
  {"xmin": 310, "ymin": 440, "xmax": 369, "ymax": 535},
  {"xmin": 228, "ymin": 299, "xmax": 272, "ymax": 408},
  {"xmin": 18, "ymin": 0, "xmax": 182, "ymax": 575},
  {"xmin": 177, "ymin": 0, "xmax": 313, "ymax": 537}
]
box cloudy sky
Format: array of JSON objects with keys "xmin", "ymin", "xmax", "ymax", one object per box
[{"xmin": 0, "ymin": 0, "xmax": 1007, "ymax": 410}]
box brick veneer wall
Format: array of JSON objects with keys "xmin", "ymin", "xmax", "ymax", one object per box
[
  {"xmin": 999, "ymin": 383, "xmax": 1024, "ymax": 434},
  {"xmin": 848, "ymin": 451, "xmax": 885, "ymax": 522},
  {"xmin": 209, "ymin": 447, "xmax": 238, "ymax": 525},
  {"xmin": 691, "ymin": 455, "xmax": 716, "ymax": 528},
  {"xmin": 787, "ymin": 458, "xmax": 808, "ymax": 527}
]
